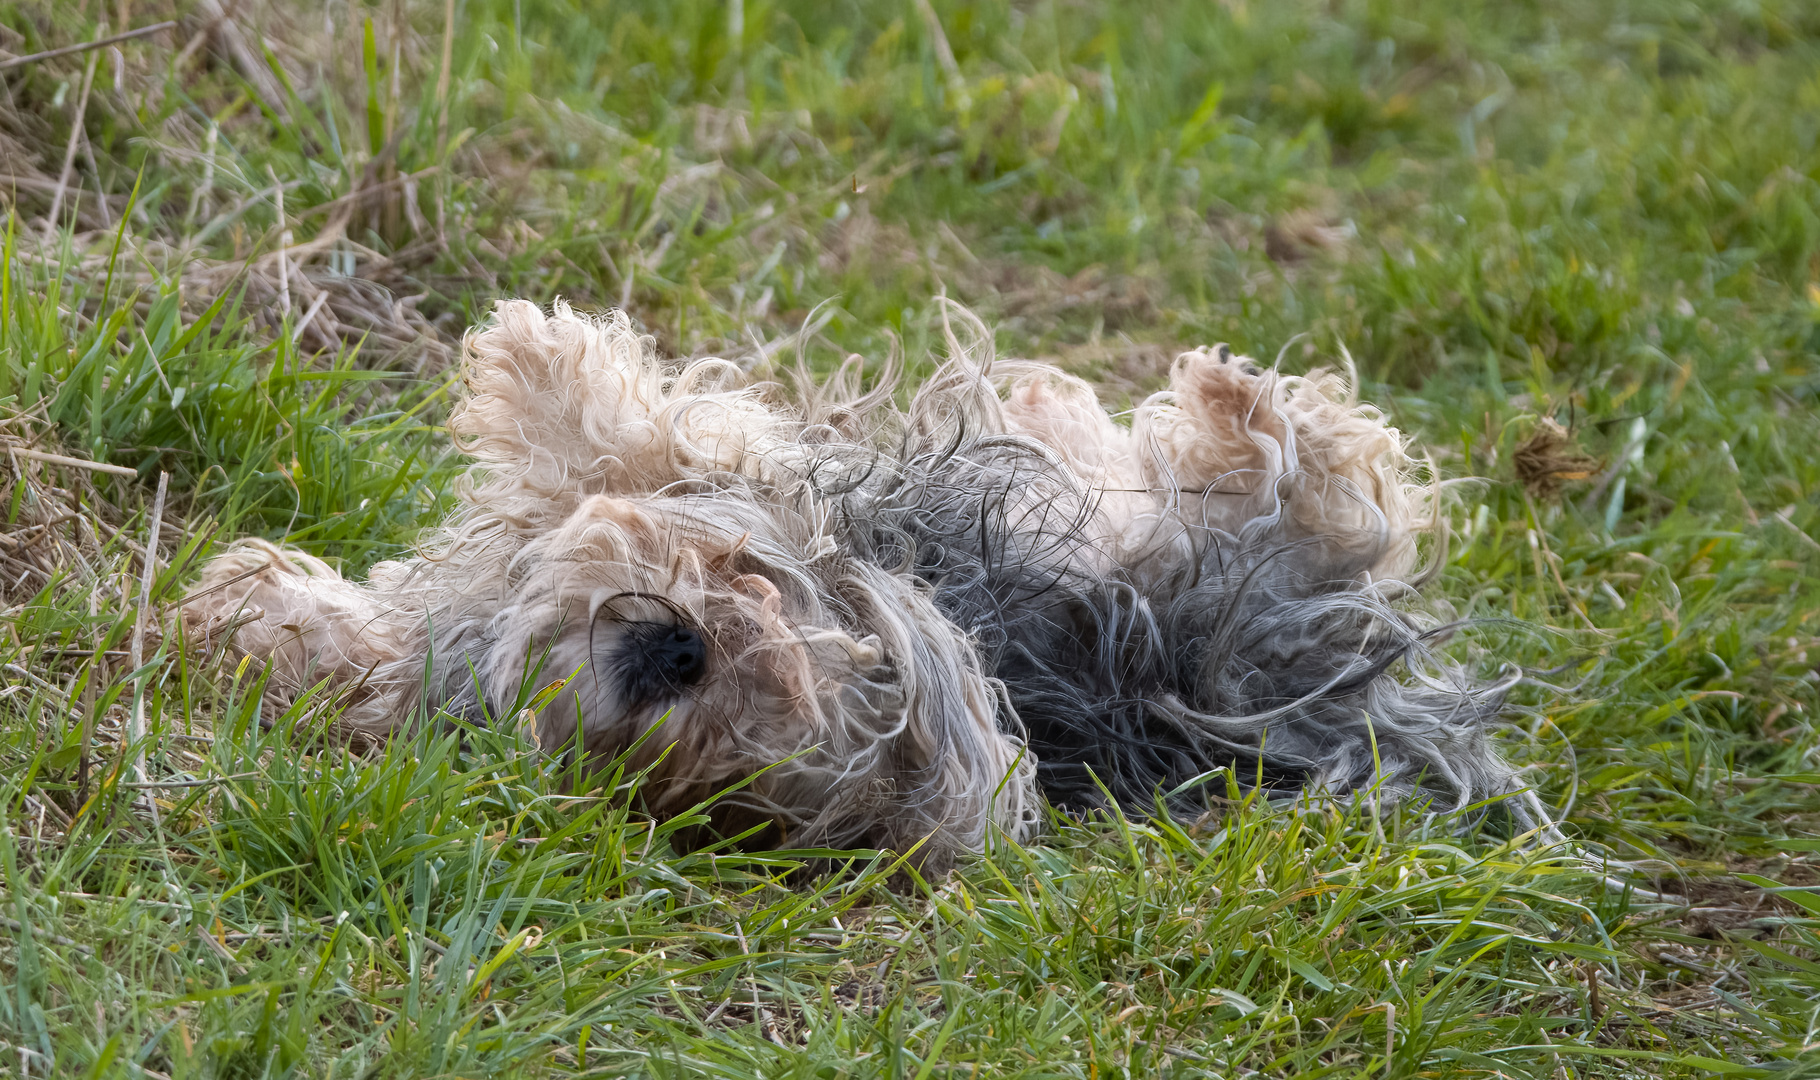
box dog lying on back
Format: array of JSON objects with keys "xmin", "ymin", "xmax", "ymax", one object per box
[{"xmin": 184, "ymin": 301, "xmax": 1543, "ymax": 867}]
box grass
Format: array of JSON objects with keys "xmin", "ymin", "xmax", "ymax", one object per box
[{"xmin": 1, "ymin": 0, "xmax": 1818, "ymax": 1074}]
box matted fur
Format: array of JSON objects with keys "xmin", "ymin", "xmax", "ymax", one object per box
[{"xmin": 184, "ymin": 299, "xmax": 1546, "ymax": 866}]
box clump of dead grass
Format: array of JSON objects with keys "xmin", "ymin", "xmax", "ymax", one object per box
[
  {"xmin": 0, "ymin": 1, "xmax": 462, "ymax": 369},
  {"xmin": 1513, "ymin": 415, "xmax": 1601, "ymax": 499},
  {"xmin": 0, "ymin": 407, "xmax": 138, "ymax": 605},
  {"xmin": 0, "ymin": 405, "xmax": 194, "ymax": 824}
]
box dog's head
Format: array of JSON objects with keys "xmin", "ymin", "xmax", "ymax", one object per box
[{"xmin": 416, "ymin": 302, "xmax": 1034, "ymax": 864}]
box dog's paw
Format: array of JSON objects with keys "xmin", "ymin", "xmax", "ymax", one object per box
[
  {"xmin": 1210, "ymin": 342, "xmax": 1263, "ymax": 376},
  {"xmin": 1147, "ymin": 345, "xmax": 1289, "ymax": 492},
  {"xmin": 1176, "ymin": 347, "xmax": 1276, "ymax": 437}
]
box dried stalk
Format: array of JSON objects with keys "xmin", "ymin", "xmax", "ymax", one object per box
[
  {"xmin": 0, "ymin": 20, "xmax": 174, "ymax": 72},
  {"xmin": 42, "ymin": 38, "xmax": 101, "ymax": 243},
  {"xmin": 9, "ymin": 447, "xmax": 138, "ymax": 478},
  {"xmin": 268, "ymin": 164, "xmax": 291, "ymax": 316},
  {"xmin": 127, "ymin": 471, "xmax": 168, "ymax": 786}
]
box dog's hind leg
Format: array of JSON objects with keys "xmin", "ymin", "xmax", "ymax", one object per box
[
  {"xmin": 1141, "ymin": 345, "xmax": 1428, "ymax": 584},
  {"xmin": 1131, "ymin": 347, "xmax": 1542, "ymax": 827}
]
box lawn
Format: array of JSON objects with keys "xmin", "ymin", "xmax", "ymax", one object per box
[{"xmin": 1, "ymin": 0, "xmax": 1817, "ymax": 1075}]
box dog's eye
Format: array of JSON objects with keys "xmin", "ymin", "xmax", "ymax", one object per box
[{"xmin": 611, "ymin": 622, "xmax": 707, "ymax": 705}]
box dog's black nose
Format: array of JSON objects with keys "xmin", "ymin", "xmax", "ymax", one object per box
[
  {"xmin": 610, "ymin": 621, "xmax": 709, "ymax": 706},
  {"xmin": 652, "ymin": 625, "xmax": 706, "ymax": 687}
]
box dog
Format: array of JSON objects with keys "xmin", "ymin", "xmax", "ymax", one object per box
[{"xmin": 183, "ymin": 300, "xmax": 1545, "ymax": 867}]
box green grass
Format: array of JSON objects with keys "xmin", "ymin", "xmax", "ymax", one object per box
[{"xmin": 1, "ymin": 0, "xmax": 1818, "ymax": 1074}]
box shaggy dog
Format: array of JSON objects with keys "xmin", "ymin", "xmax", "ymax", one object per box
[{"xmin": 183, "ymin": 301, "xmax": 1545, "ymax": 867}]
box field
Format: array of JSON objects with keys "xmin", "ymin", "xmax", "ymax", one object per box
[{"xmin": 2, "ymin": 0, "xmax": 1818, "ymax": 1075}]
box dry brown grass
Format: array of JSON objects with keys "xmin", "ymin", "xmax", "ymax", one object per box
[
  {"xmin": 1513, "ymin": 415, "xmax": 1601, "ymax": 500},
  {"xmin": 0, "ymin": 409, "xmax": 139, "ymax": 605},
  {"xmin": 1, "ymin": 1, "xmax": 461, "ymax": 368}
]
